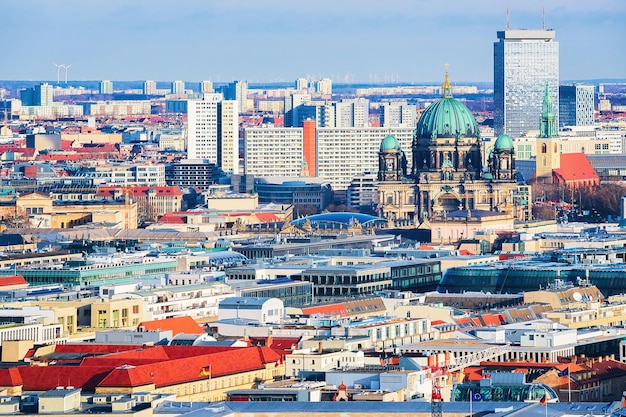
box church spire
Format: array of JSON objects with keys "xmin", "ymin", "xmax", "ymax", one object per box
[
  {"xmin": 539, "ymin": 82, "xmax": 558, "ymax": 138},
  {"xmin": 442, "ymin": 63, "xmax": 453, "ymax": 98}
]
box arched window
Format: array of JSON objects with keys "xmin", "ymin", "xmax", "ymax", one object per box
[{"xmin": 541, "ymin": 143, "xmax": 547, "ymax": 153}]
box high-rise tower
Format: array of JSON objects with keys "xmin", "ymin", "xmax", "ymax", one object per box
[{"xmin": 494, "ymin": 29, "xmax": 559, "ymax": 137}]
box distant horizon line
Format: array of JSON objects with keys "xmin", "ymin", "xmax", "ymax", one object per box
[{"xmin": 2, "ymin": 78, "xmax": 625, "ymax": 87}]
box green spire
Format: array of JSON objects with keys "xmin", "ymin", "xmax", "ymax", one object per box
[{"xmin": 539, "ymin": 82, "xmax": 558, "ymax": 138}]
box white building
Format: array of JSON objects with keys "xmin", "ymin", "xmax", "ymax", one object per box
[
  {"xmin": 316, "ymin": 78, "xmax": 332, "ymax": 95},
  {"xmin": 187, "ymin": 94, "xmax": 239, "ymax": 173},
  {"xmin": 379, "ymin": 101, "xmax": 417, "ymax": 128},
  {"xmin": 316, "ymin": 127, "xmax": 414, "ymax": 190},
  {"xmin": 99, "ymin": 80, "xmax": 113, "ymax": 95},
  {"xmin": 244, "ymin": 126, "xmax": 303, "ymax": 177},
  {"xmin": 200, "ymin": 80, "xmax": 214, "ymax": 94},
  {"xmin": 218, "ymin": 297, "xmax": 284, "ymax": 325},
  {"xmin": 143, "ymin": 80, "xmax": 157, "ymax": 95},
  {"xmin": 171, "ymin": 80, "xmax": 185, "ymax": 95}
]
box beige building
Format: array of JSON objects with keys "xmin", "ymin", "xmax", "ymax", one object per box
[{"xmin": 91, "ymin": 297, "xmax": 145, "ymax": 329}]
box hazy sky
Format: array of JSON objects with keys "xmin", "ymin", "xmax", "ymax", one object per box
[{"xmin": 2, "ymin": 0, "xmax": 624, "ymax": 83}]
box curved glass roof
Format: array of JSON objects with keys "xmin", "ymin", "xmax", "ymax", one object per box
[{"xmin": 291, "ymin": 212, "xmax": 388, "ymax": 228}]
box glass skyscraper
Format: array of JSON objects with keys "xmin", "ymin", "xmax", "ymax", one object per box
[
  {"xmin": 494, "ymin": 30, "xmax": 559, "ymax": 137},
  {"xmin": 559, "ymin": 84, "xmax": 595, "ymax": 128}
]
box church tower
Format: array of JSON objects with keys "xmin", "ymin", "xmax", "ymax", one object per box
[
  {"xmin": 376, "ymin": 134, "xmax": 415, "ymax": 223},
  {"xmin": 535, "ymin": 83, "xmax": 560, "ymax": 184}
]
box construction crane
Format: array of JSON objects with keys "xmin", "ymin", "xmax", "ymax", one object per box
[{"xmin": 427, "ymin": 353, "xmax": 449, "ymax": 417}]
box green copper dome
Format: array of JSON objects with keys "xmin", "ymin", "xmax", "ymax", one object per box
[
  {"xmin": 415, "ymin": 71, "xmax": 479, "ymax": 140},
  {"xmin": 494, "ymin": 133, "xmax": 514, "ymax": 150},
  {"xmin": 380, "ymin": 134, "xmax": 401, "ymax": 151}
]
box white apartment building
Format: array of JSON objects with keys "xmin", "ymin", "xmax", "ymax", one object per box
[
  {"xmin": 86, "ymin": 163, "xmax": 166, "ymax": 186},
  {"xmin": 218, "ymin": 99, "xmax": 239, "ymax": 174},
  {"xmin": 188, "ymin": 94, "xmax": 239, "ymax": 173},
  {"xmin": 143, "ymin": 80, "xmax": 157, "ymax": 95},
  {"xmin": 134, "ymin": 282, "xmax": 235, "ymax": 321},
  {"xmin": 188, "ymin": 94, "xmax": 220, "ymax": 161},
  {"xmin": 243, "ymin": 126, "xmax": 303, "ymax": 177},
  {"xmin": 81, "ymin": 100, "xmax": 151, "ymax": 116},
  {"xmin": 316, "ymin": 127, "xmax": 414, "ymax": 190}
]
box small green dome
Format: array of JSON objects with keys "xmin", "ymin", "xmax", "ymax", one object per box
[
  {"xmin": 415, "ymin": 97, "xmax": 479, "ymax": 140},
  {"xmin": 494, "ymin": 133, "xmax": 514, "ymax": 150},
  {"xmin": 380, "ymin": 134, "xmax": 401, "ymax": 152}
]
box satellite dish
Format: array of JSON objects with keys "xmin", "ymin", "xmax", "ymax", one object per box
[{"xmin": 572, "ymin": 292, "xmax": 583, "ymax": 302}]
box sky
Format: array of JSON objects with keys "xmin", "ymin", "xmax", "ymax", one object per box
[{"xmin": 1, "ymin": 0, "xmax": 624, "ymax": 84}]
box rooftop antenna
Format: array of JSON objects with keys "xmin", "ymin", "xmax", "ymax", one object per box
[
  {"xmin": 506, "ymin": 7, "xmax": 510, "ymax": 30},
  {"xmin": 542, "ymin": 6, "xmax": 545, "ymax": 30}
]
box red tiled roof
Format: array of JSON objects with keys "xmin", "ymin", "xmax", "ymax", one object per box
[
  {"xmin": 0, "ymin": 368, "xmax": 23, "ymax": 387},
  {"xmin": 0, "ymin": 275, "xmax": 27, "ymax": 287},
  {"xmin": 138, "ymin": 316, "xmax": 205, "ymax": 336},
  {"xmin": 49, "ymin": 344, "xmax": 142, "ymax": 355},
  {"xmin": 553, "ymin": 153, "xmax": 599, "ymax": 182},
  {"xmin": 97, "ymin": 346, "xmax": 280, "ymax": 388},
  {"xmin": 18, "ymin": 365, "xmax": 113, "ymax": 391}
]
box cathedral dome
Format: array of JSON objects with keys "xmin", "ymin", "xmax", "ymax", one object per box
[
  {"xmin": 380, "ymin": 134, "xmax": 401, "ymax": 152},
  {"xmin": 494, "ymin": 133, "xmax": 514, "ymax": 150},
  {"xmin": 415, "ymin": 71, "xmax": 479, "ymax": 141}
]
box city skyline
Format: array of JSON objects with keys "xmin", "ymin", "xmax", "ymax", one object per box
[{"xmin": 1, "ymin": 1, "xmax": 625, "ymax": 83}]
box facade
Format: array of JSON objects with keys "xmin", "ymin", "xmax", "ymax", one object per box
[
  {"xmin": 494, "ymin": 29, "xmax": 559, "ymax": 137},
  {"xmin": 559, "ymin": 84, "xmax": 595, "ymax": 128},
  {"xmin": 199, "ymin": 80, "xmax": 213, "ymax": 94},
  {"xmin": 284, "ymin": 93, "xmax": 311, "ymax": 127},
  {"xmin": 221, "ymin": 80, "xmax": 248, "ymax": 113},
  {"xmin": 334, "ymin": 99, "xmax": 369, "ymax": 128},
  {"xmin": 244, "ymin": 127, "xmax": 303, "ymax": 177},
  {"xmin": 317, "ymin": 127, "xmax": 414, "ymax": 191},
  {"xmin": 187, "ymin": 94, "xmax": 238, "ymax": 173},
  {"xmin": 187, "ymin": 93, "xmax": 221, "ymax": 161},
  {"xmin": 315, "ymin": 78, "xmax": 332, "ymax": 95},
  {"xmin": 99, "ymin": 80, "xmax": 113, "ymax": 95},
  {"xmin": 347, "ymin": 173, "xmax": 378, "ymax": 210},
  {"xmin": 255, "ymin": 179, "xmax": 332, "ymax": 212},
  {"xmin": 217, "ymin": 99, "xmax": 239, "ymax": 174},
  {"xmin": 379, "ymin": 101, "xmax": 417, "ymax": 128},
  {"xmin": 411, "ymin": 70, "xmax": 518, "ymax": 221},
  {"xmin": 165, "ymin": 159, "xmax": 216, "ymax": 190},
  {"xmin": 143, "ymin": 80, "xmax": 157, "ymax": 95},
  {"xmin": 377, "ymin": 134, "xmax": 414, "ymax": 221},
  {"xmin": 97, "ymin": 185, "xmax": 185, "ymax": 221},
  {"xmin": 171, "ymin": 80, "xmax": 185, "ymax": 95}
]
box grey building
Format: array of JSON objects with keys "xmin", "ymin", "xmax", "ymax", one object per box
[
  {"xmin": 559, "ymin": 84, "xmax": 595, "ymax": 128},
  {"xmin": 494, "ymin": 30, "xmax": 559, "ymax": 137},
  {"xmin": 165, "ymin": 159, "xmax": 217, "ymax": 190}
]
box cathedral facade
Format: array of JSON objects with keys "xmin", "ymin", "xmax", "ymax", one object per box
[{"xmin": 377, "ymin": 69, "xmax": 520, "ymax": 224}]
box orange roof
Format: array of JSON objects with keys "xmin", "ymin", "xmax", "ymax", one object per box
[
  {"xmin": 553, "ymin": 153, "xmax": 599, "ymax": 182},
  {"xmin": 0, "ymin": 275, "xmax": 27, "ymax": 287},
  {"xmin": 255, "ymin": 213, "xmax": 281, "ymax": 223},
  {"xmin": 0, "ymin": 368, "xmax": 23, "ymax": 387},
  {"xmin": 138, "ymin": 316, "xmax": 205, "ymax": 336},
  {"xmin": 302, "ymin": 304, "xmax": 349, "ymax": 317}
]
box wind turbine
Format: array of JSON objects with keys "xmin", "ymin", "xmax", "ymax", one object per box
[
  {"xmin": 53, "ymin": 62, "xmax": 64, "ymax": 84},
  {"xmin": 63, "ymin": 64, "xmax": 71, "ymax": 84}
]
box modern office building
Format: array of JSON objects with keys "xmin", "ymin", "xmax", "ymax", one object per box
[
  {"xmin": 243, "ymin": 127, "xmax": 303, "ymax": 178},
  {"xmin": 254, "ymin": 178, "xmax": 332, "ymax": 212},
  {"xmin": 379, "ymin": 101, "xmax": 417, "ymax": 127},
  {"xmin": 559, "ymin": 84, "xmax": 595, "ymax": 128},
  {"xmin": 99, "ymin": 80, "xmax": 113, "ymax": 95},
  {"xmin": 187, "ymin": 93, "xmax": 239, "ymax": 173},
  {"xmin": 165, "ymin": 159, "xmax": 217, "ymax": 190},
  {"xmin": 494, "ymin": 29, "xmax": 559, "ymax": 137},
  {"xmin": 171, "ymin": 80, "xmax": 185, "ymax": 95},
  {"xmin": 143, "ymin": 80, "xmax": 157, "ymax": 95}
]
